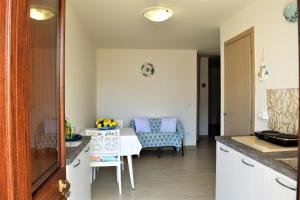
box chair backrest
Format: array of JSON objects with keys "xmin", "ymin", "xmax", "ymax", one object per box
[
  {"xmin": 85, "ymin": 129, "xmax": 120, "ymax": 162},
  {"xmin": 115, "ymin": 120, "xmax": 123, "ymax": 128}
]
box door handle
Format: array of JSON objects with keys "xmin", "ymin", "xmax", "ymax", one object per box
[
  {"xmin": 59, "ymin": 179, "xmax": 71, "ymax": 197},
  {"xmin": 219, "ymin": 147, "xmax": 229, "ymax": 153},
  {"xmin": 223, "ymin": 113, "xmax": 229, "ymax": 121},
  {"xmin": 73, "ymin": 159, "xmax": 81, "ymax": 168},
  {"xmin": 241, "ymin": 159, "xmax": 255, "ymax": 167},
  {"xmin": 275, "ymin": 178, "xmax": 296, "ymax": 191}
]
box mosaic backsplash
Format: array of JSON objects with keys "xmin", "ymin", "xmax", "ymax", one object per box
[{"xmin": 267, "ymin": 88, "xmax": 299, "ymax": 134}]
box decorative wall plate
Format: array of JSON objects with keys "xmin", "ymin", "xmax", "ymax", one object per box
[
  {"xmin": 141, "ymin": 63, "xmax": 155, "ymax": 77},
  {"xmin": 283, "ymin": 2, "xmax": 298, "ymax": 23},
  {"xmin": 258, "ymin": 64, "xmax": 269, "ymax": 81}
]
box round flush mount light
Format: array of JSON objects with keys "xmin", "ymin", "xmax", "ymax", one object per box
[
  {"xmin": 30, "ymin": 5, "xmax": 55, "ymax": 21},
  {"xmin": 143, "ymin": 7, "xmax": 173, "ymax": 22}
]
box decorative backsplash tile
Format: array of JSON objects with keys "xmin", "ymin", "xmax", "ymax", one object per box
[{"xmin": 267, "ymin": 88, "xmax": 299, "ymax": 134}]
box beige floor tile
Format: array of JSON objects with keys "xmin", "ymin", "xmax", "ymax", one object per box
[{"xmin": 92, "ymin": 138, "xmax": 216, "ymax": 200}]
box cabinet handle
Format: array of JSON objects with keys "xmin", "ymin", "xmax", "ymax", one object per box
[
  {"xmin": 275, "ymin": 178, "xmax": 296, "ymax": 191},
  {"xmin": 84, "ymin": 147, "xmax": 90, "ymax": 153},
  {"xmin": 219, "ymin": 147, "xmax": 229, "ymax": 153},
  {"xmin": 73, "ymin": 159, "xmax": 81, "ymax": 168},
  {"xmin": 241, "ymin": 159, "xmax": 255, "ymax": 167}
]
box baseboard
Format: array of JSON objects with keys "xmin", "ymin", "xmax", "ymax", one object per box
[
  {"xmin": 183, "ymin": 145, "xmax": 197, "ymax": 150},
  {"xmin": 198, "ymin": 135, "xmax": 209, "ymax": 139}
]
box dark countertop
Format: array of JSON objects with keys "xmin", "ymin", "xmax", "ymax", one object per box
[
  {"xmin": 216, "ymin": 136, "xmax": 298, "ymax": 181},
  {"xmin": 66, "ymin": 136, "xmax": 91, "ymax": 165}
]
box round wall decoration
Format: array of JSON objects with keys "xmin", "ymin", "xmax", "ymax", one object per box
[
  {"xmin": 141, "ymin": 62, "xmax": 155, "ymax": 77},
  {"xmin": 283, "ymin": 1, "xmax": 298, "ymax": 23}
]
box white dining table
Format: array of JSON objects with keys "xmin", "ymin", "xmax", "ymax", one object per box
[
  {"xmin": 85, "ymin": 127, "xmax": 142, "ymax": 189},
  {"xmin": 119, "ymin": 128, "xmax": 142, "ymax": 189}
]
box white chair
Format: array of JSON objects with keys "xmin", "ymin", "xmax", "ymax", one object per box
[
  {"xmin": 86, "ymin": 129, "xmax": 122, "ymax": 195},
  {"xmin": 116, "ymin": 119, "xmax": 123, "ymax": 129}
]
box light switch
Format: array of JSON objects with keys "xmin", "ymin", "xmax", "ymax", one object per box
[{"xmin": 258, "ymin": 111, "xmax": 269, "ymax": 120}]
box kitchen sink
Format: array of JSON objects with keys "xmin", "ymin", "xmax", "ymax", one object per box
[
  {"xmin": 276, "ymin": 158, "xmax": 298, "ymax": 170},
  {"xmin": 65, "ymin": 141, "xmax": 82, "ymax": 148}
]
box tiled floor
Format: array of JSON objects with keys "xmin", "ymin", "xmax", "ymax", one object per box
[{"xmin": 92, "ymin": 138, "xmax": 216, "ymax": 200}]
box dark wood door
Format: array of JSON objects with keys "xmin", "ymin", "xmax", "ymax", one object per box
[
  {"xmin": 298, "ymin": 1, "xmax": 300, "ymax": 199},
  {"xmin": 0, "ymin": 0, "xmax": 66, "ymax": 199}
]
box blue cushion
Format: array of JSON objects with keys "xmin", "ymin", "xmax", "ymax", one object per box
[{"xmin": 101, "ymin": 156, "xmax": 118, "ymax": 162}]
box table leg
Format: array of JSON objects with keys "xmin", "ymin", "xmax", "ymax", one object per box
[{"xmin": 127, "ymin": 155, "xmax": 135, "ymax": 189}]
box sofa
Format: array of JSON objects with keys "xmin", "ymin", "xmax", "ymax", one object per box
[{"xmin": 129, "ymin": 118, "xmax": 184, "ymax": 157}]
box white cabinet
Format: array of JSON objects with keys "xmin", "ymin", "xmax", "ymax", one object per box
[
  {"xmin": 233, "ymin": 149, "xmax": 265, "ymax": 200},
  {"xmin": 67, "ymin": 143, "xmax": 91, "ymax": 200},
  {"xmin": 216, "ymin": 143, "xmax": 236, "ymax": 199},
  {"xmin": 216, "ymin": 142, "xmax": 296, "ymax": 200},
  {"xmin": 263, "ymin": 166, "xmax": 296, "ymax": 200}
]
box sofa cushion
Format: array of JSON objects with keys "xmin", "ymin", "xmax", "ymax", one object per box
[
  {"xmin": 134, "ymin": 118, "xmax": 151, "ymax": 133},
  {"xmin": 149, "ymin": 118, "xmax": 161, "ymax": 132},
  {"xmin": 160, "ymin": 118, "xmax": 177, "ymax": 132}
]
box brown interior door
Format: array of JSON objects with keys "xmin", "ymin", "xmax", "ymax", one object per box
[
  {"xmin": 0, "ymin": 0, "xmax": 67, "ymax": 199},
  {"xmin": 224, "ymin": 28, "xmax": 254, "ymax": 136}
]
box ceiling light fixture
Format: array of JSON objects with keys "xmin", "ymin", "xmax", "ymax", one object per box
[
  {"xmin": 30, "ymin": 5, "xmax": 55, "ymax": 21},
  {"xmin": 143, "ymin": 7, "xmax": 173, "ymax": 22}
]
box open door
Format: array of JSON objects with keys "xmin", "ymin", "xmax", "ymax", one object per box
[
  {"xmin": 297, "ymin": 1, "xmax": 300, "ymax": 199},
  {"xmin": 0, "ymin": 0, "xmax": 67, "ymax": 199}
]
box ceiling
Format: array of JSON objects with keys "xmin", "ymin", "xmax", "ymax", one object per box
[{"xmin": 69, "ymin": 0, "xmax": 253, "ymax": 54}]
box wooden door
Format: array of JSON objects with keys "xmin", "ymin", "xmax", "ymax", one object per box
[
  {"xmin": 0, "ymin": 0, "xmax": 66, "ymax": 199},
  {"xmin": 297, "ymin": 0, "xmax": 300, "ymax": 199},
  {"xmin": 224, "ymin": 28, "xmax": 254, "ymax": 136}
]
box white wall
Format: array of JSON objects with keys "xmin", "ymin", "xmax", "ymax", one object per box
[
  {"xmin": 97, "ymin": 49, "xmax": 197, "ymax": 146},
  {"xmin": 65, "ymin": 2, "xmax": 97, "ymax": 132},
  {"xmin": 220, "ymin": 1, "xmax": 298, "ymax": 135},
  {"xmin": 199, "ymin": 57, "xmax": 209, "ymax": 136}
]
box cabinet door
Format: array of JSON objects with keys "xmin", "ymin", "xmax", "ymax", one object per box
[
  {"xmin": 233, "ymin": 150, "xmax": 265, "ymax": 200},
  {"xmin": 67, "ymin": 159, "xmax": 81, "ymax": 199},
  {"xmin": 67, "ymin": 143, "xmax": 91, "ymax": 200},
  {"xmin": 216, "ymin": 142, "xmax": 237, "ymax": 199},
  {"xmin": 81, "ymin": 144, "xmax": 91, "ymax": 200},
  {"xmin": 263, "ymin": 167, "xmax": 296, "ymax": 200}
]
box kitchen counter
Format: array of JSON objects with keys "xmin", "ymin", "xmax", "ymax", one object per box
[
  {"xmin": 66, "ymin": 136, "xmax": 91, "ymax": 165},
  {"xmin": 216, "ymin": 136, "xmax": 298, "ymax": 180}
]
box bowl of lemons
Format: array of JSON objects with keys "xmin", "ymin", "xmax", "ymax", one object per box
[{"xmin": 96, "ymin": 118, "xmax": 119, "ymax": 130}]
